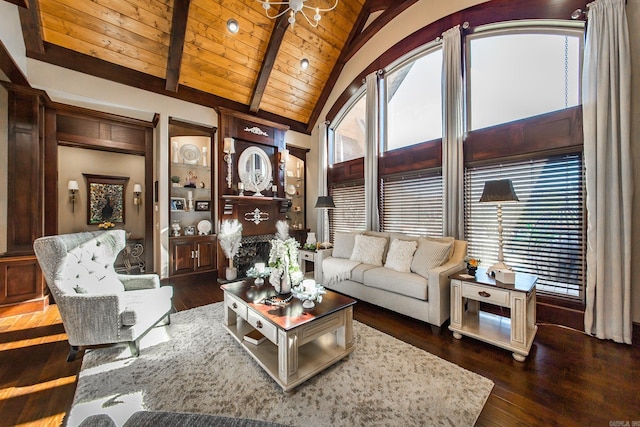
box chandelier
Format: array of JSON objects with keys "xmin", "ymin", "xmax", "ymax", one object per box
[{"xmin": 256, "ymin": 0, "xmax": 339, "ymax": 28}]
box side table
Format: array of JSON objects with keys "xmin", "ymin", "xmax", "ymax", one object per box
[
  {"xmin": 449, "ymin": 268, "xmax": 538, "ymax": 361},
  {"xmin": 298, "ymin": 249, "xmax": 316, "ymax": 280}
]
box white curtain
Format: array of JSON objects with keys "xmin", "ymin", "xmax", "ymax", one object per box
[
  {"xmin": 441, "ymin": 25, "xmax": 464, "ymax": 239},
  {"xmin": 317, "ymin": 122, "xmax": 330, "ymax": 243},
  {"xmin": 583, "ymin": 0, "xmax": 633, "ymax": 344},
  {"xmin": 365, "ymin": 71, "xmax": 381, "ymax": 231}
]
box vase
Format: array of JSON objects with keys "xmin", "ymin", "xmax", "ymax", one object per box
[
  {"xmin": 225, "ymin": 267, "xmax": 237, "ymax": 281},
  {"xmin": 306, "ymin": 232, "xmax": 316, "ymax": 247},
  {"xmin": 467, "ymin": 264, "xmax": 477, "ymax": 275}
]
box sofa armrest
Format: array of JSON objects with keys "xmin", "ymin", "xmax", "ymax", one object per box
[
  {"xmin": 426, "ymin": 257, "xmax": 467, "ymax": 327},
  {"xmin": 314, "ymin": 248, "xmax": 333, "ymax": 284},
  {"xmin": 118, "ymin": 273, "xmax": 161, "ymax": 291},
  {"xmin": 58, "ymin": 293, "xmax": 123, "ymax": 345}
]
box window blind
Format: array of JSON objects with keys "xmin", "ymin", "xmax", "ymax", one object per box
[
  {"xmin": 329, "ymin": 182, "xmax": 366, "ymax": 242},
  {"xmin": 464, "ymin": 154, "xmax": 585, "ymax": 300},
  {"xmin": 380, "ymin": 170, "xmax": 443, "ymax": 236}
]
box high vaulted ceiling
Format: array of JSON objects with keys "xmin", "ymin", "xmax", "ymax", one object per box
[{"xmin": 13, "ymin": 0, "xmax": 419, "ymax": 133}]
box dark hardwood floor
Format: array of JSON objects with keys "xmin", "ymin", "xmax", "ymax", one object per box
[{"xmin": 1, "ymin": 278, "xmax": 638, "ymax": 426}]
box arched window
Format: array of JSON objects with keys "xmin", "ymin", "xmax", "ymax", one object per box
[
  {"xmin": 467, "ymin": 24, "xmax": 583, "ymax": 130},
  {"xmin": 330, "ymin": 91, "xmax": 366, "ymax": 165}
]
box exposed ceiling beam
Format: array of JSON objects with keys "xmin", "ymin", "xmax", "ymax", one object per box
[
  {"xmin": 165, "ymin": 0, "xmax": 191, "ymax": 92},
  {"xmin": 26, "ymin": 42, "xmax": 309, "ymax": 134},
  {"xmin": 17, "ymin": 0, "xmax": 44, "ymax": 55},
  {"xmin": 249, "ymin": 6, "xmax": 290, "ymax": 113},
  {"xmin": 0, "ymin": 38, "xmax": 30, "ymax": 86}
]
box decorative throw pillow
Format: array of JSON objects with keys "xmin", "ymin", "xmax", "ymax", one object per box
[
  {"xmin": 332, "ymin": 232, "xmax": 360, "ymax": 259},
  {"xmin": 350, "ymin": 234, "xmax": 387, "ymax": 266},
  {"xmin": 384, "ymin": 239, "xmax": 418, "ymax": 273},
  {"xmin": 410, "ymin": 238, "xmax": 454, "ymax": 279}
]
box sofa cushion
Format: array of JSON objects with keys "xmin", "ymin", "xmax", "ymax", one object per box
[
  {"xmin": 411, "ymin": 238, "xmax": 453, "ymax": 279},
  {"xmin": 350, "ymin": 263, "xmax": 379, "ymax": 283},
  {"xmin": 350, "ymin": 234, "xmax": 387, "ymax": 266},
  {"xmin": 332, "ymin": 232, "xmax": 360, "ymax": 259},
  {"xmin": 384, "ymin": 239, "xmax": 418, "ymax": 273},
  {"xmin": 363, "ymin": 267, "xmax": 429, "ymax": 300},
  {"xmin": 363, "ymin": 231, "xmax": 391, "ymax": 262}
]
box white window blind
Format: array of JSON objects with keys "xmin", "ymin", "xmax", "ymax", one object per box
[
  {"xmin": 380, "ymin": 170, "xmax": 443, "ymax": 236},
  {"xmin": 464, "ymin": 154, "xmax": 585, "ymax": 300},
  {"xmin": 329, "ymin": 183, "xmax": 366, "ymax": 242}
]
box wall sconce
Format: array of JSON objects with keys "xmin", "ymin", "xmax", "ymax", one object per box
[
  {"xmin": 280, "ymin": 148, "xmax": 290, "ymax": 170},
  {"xmin": 223, "ymin": 137, "xmax": 235, "ymax": 189},
  {"xmin": 68, "ymin": 180, "xmax": 79, "ymax": 213},
  {"xmin": 133, "ymin": 183, "xmax": 142, "ymax": 212}
]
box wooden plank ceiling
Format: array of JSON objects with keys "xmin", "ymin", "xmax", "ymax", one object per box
[{"xmin": 17, "ymin": 0, "xmax": 419, "ymax": 133}]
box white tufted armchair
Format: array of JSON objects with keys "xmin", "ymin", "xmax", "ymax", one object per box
[{"xmin": 34, "ymin": 230, "xmax": 173, "ymax": 361}]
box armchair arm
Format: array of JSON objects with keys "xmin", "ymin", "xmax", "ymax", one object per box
[
  {"xmin": 57, "ymin": 293, "xmax": 123, "ymax": 346},
  {"xmin": 118, "ymin": 273, "xmax": 161, "ymax": 291},
  {"xmin": 314, "ymin": 248, "xmax": 334, "ymax": 284}
]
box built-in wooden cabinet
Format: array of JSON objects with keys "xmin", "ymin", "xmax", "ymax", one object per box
[
  {"xmin": 168, "ymin": 118, "xmax": 218, "ymax": 277},
  {"xmin": 169, "ymin": 235, "xmax": 217, "ymax": 276}
]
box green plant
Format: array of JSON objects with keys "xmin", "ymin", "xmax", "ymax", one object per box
[{"xmin": 170, "ymin": 175, "xmax": 181, "ymax": 183}]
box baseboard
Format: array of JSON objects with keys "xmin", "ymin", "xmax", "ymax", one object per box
[{"xmin": 0, "ymin": 295, "xmax": 50, "ymax": 318}]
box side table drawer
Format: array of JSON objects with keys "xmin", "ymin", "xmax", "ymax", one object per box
[
  {"xmin": 300, "ymin": 251, "xmax": 315, "ymax": 262},
  {"xmin": 226, "ymin": 294, "xmax": 247, "ymax": 319},
  {"xmin": 462, "ymin": 283, "xmax": 510, "ymax": 307},
  {"xmin": 247, "ymin": 310, "xmax": 278, "ymax": 344}
]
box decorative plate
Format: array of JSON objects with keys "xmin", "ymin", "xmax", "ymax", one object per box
[
  {"xmin": 180, "ymin": 144, "xmax": 201, "ymax": 164},
  {"xmin": 197, "ymin": 219, "xmax": 212, "ymax": 235},
  {"xmin": 286, "ymin": 184, "xmax": 296, "ymax": 196}
]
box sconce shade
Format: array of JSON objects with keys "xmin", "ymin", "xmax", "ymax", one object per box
[
  {"xmin": 479, "ymin": 179, "xmax": 519, "ymax": 203},
  {"xmin": 281, "ymin": 149, "xmax": 290, "ymax": 163},
  {"xmin": 223, "ymin": 137, "xmax": 235, "ymax": 154},
  {"xmin": 315, "ymin": 196, "xmax": 336, "ymax": 209},
  {"xmin": 68, "ymin": 180, "xmax": 79, "ymax": 191},
  {"xmin": 133, "ymin": 184, "xmax": 143, "ymax": 194}
]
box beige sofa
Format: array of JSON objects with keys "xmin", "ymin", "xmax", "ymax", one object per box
[{"xmin": 315, "ymin": 231, "xmax": 466, "ymax": 333}]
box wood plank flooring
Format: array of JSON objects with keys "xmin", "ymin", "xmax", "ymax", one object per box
[{"xmin": 0, "ymin": 278, "xmax": 638, "ymax": 426}]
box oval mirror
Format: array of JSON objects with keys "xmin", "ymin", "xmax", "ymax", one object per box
[{"xmin": 238, "ymin": 146, "xmax": 273, "ymax": 196}]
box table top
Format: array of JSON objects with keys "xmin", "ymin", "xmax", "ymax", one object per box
[
  {"xmin": 221, "ymin": 280, "xmax": 356, "ymax": 331},
  {"xmin": 450, "ymin": 268, "xmax": 538, "ymax": 294}
]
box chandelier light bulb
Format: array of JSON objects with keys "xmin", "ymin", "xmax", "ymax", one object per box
[
  {"xmin": 288, "ymin": 11, "xmax": 296, "ymax": 25},
  {"xmin": 256, "ymin": 0, "xmax": 338, "ymax": 29}
]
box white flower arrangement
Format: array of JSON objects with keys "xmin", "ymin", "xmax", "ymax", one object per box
[
  {"xmin": 218, "ymin": 219, "xmax": 242, "ymax": 267},
  {"xmin": 268, "ymin": 237, "xmax": 303, "ymax": 289}
]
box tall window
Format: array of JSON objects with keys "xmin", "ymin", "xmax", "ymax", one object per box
[
  {"xmin": 329, "ymin": 183, "xmax": 366, "ymax": 241},
  {"xmin": 331, "ymin": 93, "xmax": 366, "ymax": 164},
  {"xmin": 380, "ymin": 170, "xmax": 443, "ymax": 236},
  {"xmin": 386, "ymin": 48, "xmax": 443, "ymax": 151},
  {"xmin": 468, "ymin": 28, "xmax": 582, "ymax": 130},
  {"xmin": 464, "ymin": 154, "xmax": 585, "ymax": 300}
]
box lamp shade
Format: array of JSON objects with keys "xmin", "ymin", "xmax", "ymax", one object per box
[
  {"xmin": 67, "ymin": 180, "xmax": 79, "ymax": 191},
  {"xmin": 479, "ymin": 179, "xmax": 519, "ymax": 203},
  {"xmin": 133, "ymin": 184, "xmax": 143, "ymax": 194},
  {"xmin": 223, "ymin": 137, "xmax": 235, "ymax": 154},
  {"xmin": 315, "ymin": 196, "xmax": 336, "ymax": 209}
]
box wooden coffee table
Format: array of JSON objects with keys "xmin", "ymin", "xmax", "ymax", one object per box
[{"xmin": 221, "ymin": 280, "xmax": 356, "ymax": 394}]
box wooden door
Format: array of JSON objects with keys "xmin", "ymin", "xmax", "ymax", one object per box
[
  {"xmin": 170, "ymin": 239, "xmax": 195, "ymax": 275},
  {"xmin": 195, "ymin": 238, "xmax": 216, "ymax": 272}
]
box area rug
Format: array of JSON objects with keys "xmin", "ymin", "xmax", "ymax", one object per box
[{"xmin": 67, "ymin": 303, "xmax": 493, "ymax": 426}]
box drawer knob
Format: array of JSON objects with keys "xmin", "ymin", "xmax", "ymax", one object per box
[
  {"xmin": 478, "ymin": 291, "xmax": 491, "ymax": 298},
  {"xmin": 232, "ymin": 302, "xmax": 238, "ymax": 309},
  {"xmin": 256, "ymin": 320, "xmax": 263, "ymax": 329}
]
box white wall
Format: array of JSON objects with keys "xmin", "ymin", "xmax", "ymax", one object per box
[{"xmin": 0, "ymin": 2, "xmax": 27, "ymax": 75}]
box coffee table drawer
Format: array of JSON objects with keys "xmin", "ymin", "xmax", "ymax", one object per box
[
  {"xmin": 247, "ymin": 310, "xmax": 278, "ymax": 344},
  {"xmin": 462, "ymin": 283, "xmax": 510, "ymax": 307},
  {"xmin": 226, "ymin": 294, "xmax": 247, "ymax": 319}
]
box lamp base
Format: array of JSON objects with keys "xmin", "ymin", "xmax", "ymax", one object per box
[{"xmin": 486, "ymin": 261, "xmax": 512, "ymax": 276}]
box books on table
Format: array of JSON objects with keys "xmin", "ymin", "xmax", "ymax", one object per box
[{"xmin": 244, "ymin": 329, "xmax": 266, "ymax": 345}]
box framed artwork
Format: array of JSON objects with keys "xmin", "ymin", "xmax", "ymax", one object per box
[
  {"xmin": 171, "ymin": 197, "xmax": 186, "ymax": 212},
  {"xmin": 83, "ymin": 174, "xmax": 129, "ymax": 225},
  {"xmin": 195, "ymin": 200, "xmax": 210, "ymax": 211}
]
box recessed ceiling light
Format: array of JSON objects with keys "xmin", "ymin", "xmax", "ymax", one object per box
[
  {"xmin": 227, "ymin": 18, "xmax": 239, "ymax": 34},
  {"xmin": 300, "ymin": 58, "xmax": 309, "ymax": 70}
]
